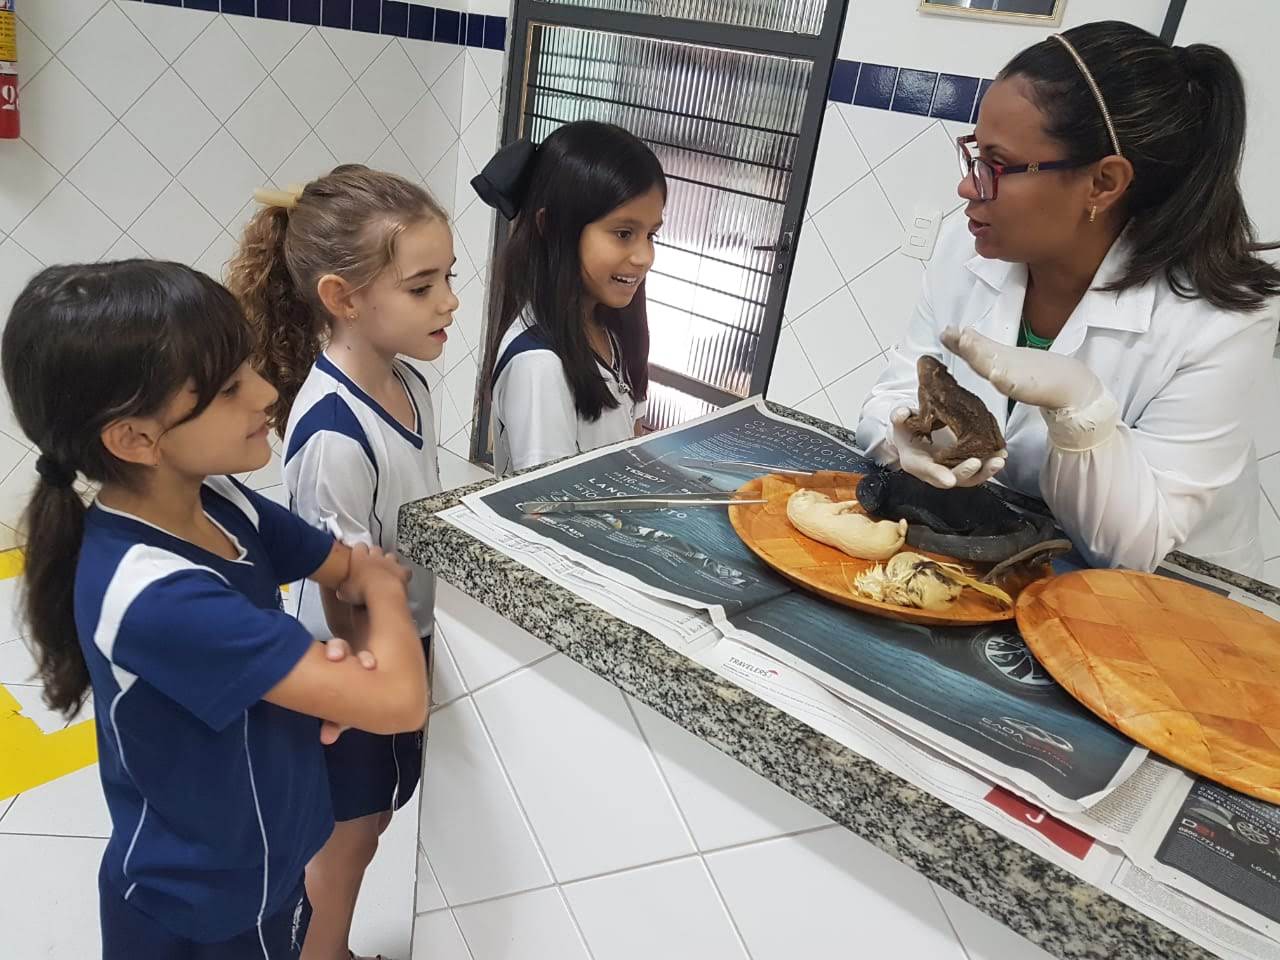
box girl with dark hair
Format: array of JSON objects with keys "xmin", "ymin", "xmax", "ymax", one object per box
[
  {"xmin": 228, "ymin": 164, "xmax": 454, "ymax": 960},
  {"xmin": 1, "ymin": 260, "xmax": 426, "ymax": 958},
  {"xmin": 858, "ymin": 21, "xmax": 1280, "ymax": 575},
  {"xmin": 474, "ymin": 120, "xmax": 667, "ymax": 476}
]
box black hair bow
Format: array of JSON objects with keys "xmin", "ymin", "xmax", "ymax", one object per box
[{"xmin": 470, "ymin": 139, "xmax": 538, "ymax": 221}]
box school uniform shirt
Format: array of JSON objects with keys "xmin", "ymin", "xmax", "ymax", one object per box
[
  {"xmin": 76, "ymin": 476, "xmax": 335, "ymax": 944},
  {"xmin": 857, "ymin": 217, "xmax": 1275, "ymax": 576},
  {"xmin": 491, "ymin": 315, "xmax": 648, "ymax": 477},
  {"xmin": 283, "ymin": 352, "xmax": 441, "ymax": 640}
]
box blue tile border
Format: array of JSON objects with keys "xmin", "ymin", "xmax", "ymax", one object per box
[{"xmin": 123, "ymin": 3, "xmax": 993, "ymax": 123}]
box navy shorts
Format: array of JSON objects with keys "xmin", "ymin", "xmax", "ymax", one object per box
[
  {"xmin": 100, "ymin": 861, "xmax": 311, "ymax": 959},
  {"xmin": 325, "ymin": 634, "xmax": 430, "ymax": 822}
]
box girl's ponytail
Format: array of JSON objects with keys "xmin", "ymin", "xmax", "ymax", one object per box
[
  {"xmin": 21, "ymin": 464, "xmax": 89, "ymax": 713},
  {"xmin": 226, "ymin": 205, "xmax": 323, "ymax": 435}
]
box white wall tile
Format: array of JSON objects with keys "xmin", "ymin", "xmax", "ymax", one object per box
[
  {"xmin": 1260, "ymin": 495, "xmax": 1280, "ymax": 561},
  {"xmin": 764, "ymin": 328, "xmax": 821, "ymax": 407},
  {"xmin": 273, "ymin": 29, "xmax": 350, "ymax": 127},
  {"xmin": 227, "ymin": 12, "xmax": 308, "ymax": 72},
  {"xmin": 12, "ymin": 181, "xmax": 119, "ymax": 265},
  {"xmin": 790, "ymin": 287, "xmax": 881, "ymax": 387},
  {"xmin": 412, "ymin": 909, "xmax": 473, "ymax": 960},
  {"xmin": 455, "ymin": 887, "xmax": 592, "ymax": 960},
  {"xmin": 122, "ymin": 68, "xmax": 220, "ymax": 174},
  {"xmin": 783, "ymin": 220, "xmax": 844, "ymax": 321},
  {"xmin": 461, "ymin": 102, "xmax": 501, "ymax": 180},
  {"xmin": 824, "ymin": 353, "xmax": 888, "ymax": 429},
  {"xmin": 565, "ymin": 858, "xmax": 748, "ymax": 960},
  {"xmin": 470, "ymin": 48, "xmax": 505, "ymax": 100},
  {"xmin": 420, "ymin": 696, "xmax": 552, "ymax": 904},
  {"xmin": 806, "ymin": 105, "xmax": 870, "ymax": 215},
  {"xmin": 105, "ymin": 233, "xmax": 149, "ymax": 260},
  {"xmin": 435, "ymin": 579, "xmax": 552, "ymax": 692},
  {"xmin": 319, "ymin": 25, "xmax": 391, "ymax": 81},
  {"xmin": 59, "ymin": 3, "xmax": 166, "ymax": 118},
  {"xmin": 416, "ymin": 847, "xmax": 448, "ymax": 914},
  {"xmin": 433, "ymin": 55, "xmax": 467, "ymax": 135},
  {"xmin": 395, "ymin": 91, "xmax": 457, "ymax": 179},
  {"xmin": 369, "ymin": 134, "xmax": 424, "ymax": 187},
  {"xmin": 121, "ymin": 0, "xmax": 216, "ymax": 63},
  {"xmin": 452, "ymin": 275, "xmax": 487, "ymax": 359},
  {"xmin": 873, "ymin": 121, "xmax": 965, "ymax": 226},
  {"xmin": 840, "ymin": 102, "xmax": 934, "ymax": 169},
  {"xmin": 1264, "ymin": 557, "xmax": 1280, "ymax": 589},
  {"xmin": 0, "ymin": 139, "xmax": 61, "ymax": 235},
  {"xmin": 361, "ymin": 42, "xmax": 429, "ymax": 131},
  {"xmin": 0, "ymin": 834, "xmax": 107, "ymax": 960},
  {"xmin": 455, "ymin": 196, "xmax": 494, "ymax": 286},
  {"xmin": 443, "ymin": 429, "xmax": 473, "ymax": 461},
  {"xmin": 933, "ymin": 885, "xmax": 1056, "ymax": 960},
  {"xmin": 129, "ymin": 181, "xmax": 222, "ymax": 267},
  {"xmin": 848, "ymin": 250, "xmax": 924, "ymax": 353},
  {"xmin": 16, "ymin": 0, "xmax": 102, "ymax": 53},
  {"xmin": 796, "ymin": 388, "xmax": 840, "ymax": 425},
  {"xmin": 427, "ymin": 144, "xmax": 462, "ymax": 217},
  {"xmin": 473, "ymin": 655, "xmax": 694, "ymax": 882},
  {"xmin": 708, "ymin": 828, "xmax": 967, "ymax": 960},
  {"xmin": 461, "ymin": 54, "xmax": 493, "ymax": 132},
  {"xmin": 19, "ymin": 59, "xmax": 114, "ymax": 174},
  {"xmin": 445, "ymin": 349, "xmax": 479, "ymax": 421},
  {"xmin": 403, "ymin": 40, "xmax": 464, "ymax": 89},
  {"xmin": 0, "ymin": 238, "xmax": 43, "ymax": 330},
  {"xmin": 68, "ymin": 124, "xmax": 169, "ymax": 230},
  {"xmin": 316, "ymin": 86, "xmax": 390, "ymax": 165},
  {"xmin": 630, "ymin": 698, "xmax": 831, "ymax": 851},
  {"xmin": 227, "ymin": 79, "xmax": 311, "ymax": 177},
  {"xmin": 811, "ymin": 176, "xmax": 902, "ymax": 283},
  {"xmin": 174, "ymin": 17, "xmax": 266, "ymax": 123},
  {"xmin": 430, "ymin": 623, "xmax": 469, "ymax": 707},
  {"xmin": 437, "ymin": 447, "xmax": 491, "ymax": 492},
  {"xmin": 1251, "ymin": 359, "xmax": 1280, "ymax": 460},
  {"xmin": 15, "ymin": 17, "xmax": 53, "ymax": 85},
  {"xmin": 274, "ymin": 133, "xmax": 340, "ymax": 188}
]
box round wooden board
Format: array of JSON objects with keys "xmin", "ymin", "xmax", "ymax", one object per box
[
  {"xmin": 1016, "ymin": 569, "xmax": 1280, "ymax": 804},
  {"xmin": 728, "ymin": 472, "xmax": 1041, "ymax": 627}
]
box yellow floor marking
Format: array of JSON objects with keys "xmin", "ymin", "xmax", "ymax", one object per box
[
  {"xmin": 0, "ymin": 685, "xmax": 97, "ymax": 800},
  {"xmin": 0, "ymin": 547, "xmax": 23, "ymax": 581}
]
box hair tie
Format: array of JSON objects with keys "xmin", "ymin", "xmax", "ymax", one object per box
[
  {"xmin": 35, "ymin": 454, "xmax": 76, "ymax": 489},
  {"xmin": 471, "ymin": 140, "xmax": 538, "ymax": 221},
  {"xmin": 252, "ymin": 183, "xmax": 305, "ymax": 211},
  {"xmin": 1051, "ymin": 33, "xmax": 1123, "ymax": 158}
]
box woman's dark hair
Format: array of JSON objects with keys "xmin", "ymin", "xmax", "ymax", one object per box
[
  {"xmin": 485, "ymin": 121, "xmax": 666, "ymax": 420},
  {"xmin": 1001, "ymin": 20, "xmax": 1280, "ymax": 312},
  {"xmin": 1, "ymin": 261, "xmax": 253, "ymax": 715}
]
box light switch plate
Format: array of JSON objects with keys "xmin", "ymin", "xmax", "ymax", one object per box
[{"xmin": 902, "ymin": 206, "xmax": 942, "ymax": 260}]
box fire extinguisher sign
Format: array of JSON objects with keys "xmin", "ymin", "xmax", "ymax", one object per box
[{"xmin": 0, "ymin": 0, "xmax": 18, "ymax": 140}]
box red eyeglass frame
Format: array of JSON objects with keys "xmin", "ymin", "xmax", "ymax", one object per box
[{"xmin": 955, "ymin": 134, "xmax": 1092, "ymax": 201}]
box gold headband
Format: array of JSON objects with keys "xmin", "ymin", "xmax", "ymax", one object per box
[
  {"xmin": 252, "ymin": 183, "xmax": 305, "ymax": 210},
  {"xmin": 1051, "ymin": 34, "xmax": 1122, "ymax": 158}
]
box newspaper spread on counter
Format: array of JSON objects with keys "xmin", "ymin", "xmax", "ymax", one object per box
[{"xmin": 441, "ymin": 398, "xmax": 1280, "ymax": 959}]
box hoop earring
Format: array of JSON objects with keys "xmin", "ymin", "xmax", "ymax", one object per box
[{"xmin": 1089, "ymin": 206, "xmax": 1097, "ymax": 223}]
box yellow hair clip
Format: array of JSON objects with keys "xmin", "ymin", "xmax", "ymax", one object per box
[{"xmin": 252, "ymin": 183, "xmax": 305, "ymax": 210}]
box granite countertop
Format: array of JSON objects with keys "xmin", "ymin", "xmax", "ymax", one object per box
[{"xmin": 398, "ymin": 403, "xmax": 1257, "ymax": 960}]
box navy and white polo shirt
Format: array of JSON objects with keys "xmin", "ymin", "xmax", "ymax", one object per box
[
  {"xmin": 76, "ymin": 476, "xmax": 335, "ymax": 944},
  {"xmin": 282, "ymin": 352, "xmax": 440, "ymax": 641}
]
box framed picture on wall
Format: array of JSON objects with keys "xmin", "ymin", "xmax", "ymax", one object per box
[{"xmin": 918, "ymin": 0, "xmax": 1066, "ymax": 25}]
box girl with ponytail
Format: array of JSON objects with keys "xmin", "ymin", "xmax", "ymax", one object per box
[
  {"xmin": 228, "ymin": 164, "xmax": 455, "ymax": 960},
  {"xmin": 2, "ymin": 260, "xmax": 425, "ymax": 957},
  {"xmin": 858, "ymin": 21, "xmax": 1279, "ymax": 576}
]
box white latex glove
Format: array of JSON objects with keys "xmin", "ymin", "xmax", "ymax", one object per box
[
  {"xmin": 941, "ymin": 325, "xmax": 1119, "ymax": 452},
  {"xmin": 890, "ymin": 407, "xmax": 1007, "ymax": 490}
]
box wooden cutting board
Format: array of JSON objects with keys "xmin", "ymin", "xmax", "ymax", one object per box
[
  {"xmin": 1016, "ymin": 569, "xmax": 1280, "ymax": 804},
  {"xmin": 727, "ymin": 471, "xmax": 1044, "ymax": 627}
]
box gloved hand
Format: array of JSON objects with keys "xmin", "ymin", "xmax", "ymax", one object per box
[
  {"xmin": 941, "ymin": 325, "xmax": 1119, "ymax": 452},
  {"xmin": 890, "ymin": 407, "xmax": 1007, "ymax": 490}
]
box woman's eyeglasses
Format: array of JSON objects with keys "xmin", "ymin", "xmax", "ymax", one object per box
[{"xmin": 955, "ymin": 135, "xmax": 1092, "ymax": 201}]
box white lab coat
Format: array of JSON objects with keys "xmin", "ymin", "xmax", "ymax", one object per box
[{"xmin": 857, "ymin": 218, "xmax": 1274, "ymax": 576}]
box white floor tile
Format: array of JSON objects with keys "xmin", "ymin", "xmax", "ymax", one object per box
[
  {"xmin": 454, "ymin": 887, "xmax": 590, "ymax": 960},
  {"xmin": 349, "ymin": 795, "xmax": 416, "ymax": 960},
  {"xmin": 0, "ymin": 833, "xmax": 107, "ymax": 959},
  {"xmin": 412, "ymin": 908, "xmax": 473, "ymax": 960},
  {"xmin": 0, "ymin": 637, "xmax": 38, "ymax": 685},
  {"xmin": 933, "ymin": 884, "xmax": 1056, "ymax": 960},
  {"xmin": 0, "ymin": 450, "xmax": 36, "ymax": 537},
  {"xmin": 709, "ymin": 827, "xmax": 967, "ymax": 960},
  {"xmin": 419, "ymin": 697, "xmax": 551, "ymax": 904},
  {"xmin": 849, "ymin": 250, "xmax": 925, "ymax": 353},
  {"xmin": 806, "ymin": 104, "xmax": 870, "ymax": 215},
  {"xmin": 473, "ymin": 655, "xmax": 694, "ymax": 882},
  {"xmin": 629, "ymin": 698, "xmax": 830, "ymax": 852},
  {"xmin": 565, "ymin": 857, "xmax": 748, "ymax": 960},
  {"xmin": 790, "ymin": 286, "xmax": 881, "ymax": 388},
  {"xmin": 433, "ymin": 581, "xmax": 551, "ymax": 692},
  {"xmin": 1, "ymin": 764, "xmax": 110, "ymax": 838},
  {"xmin": 6, "ymin": 681, "xmax": 73, "ymax": 735},
  {"xmin": 417, "ymin": 847, "xmax": 448, "ymax": 915},
  {"xmin": 811, "ymin": 175, "xmax": 903, "ymax": 283}
]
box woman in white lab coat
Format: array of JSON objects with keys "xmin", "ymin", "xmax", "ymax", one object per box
[{"xmin": 857, "ymin": 21, "xmax": 1280, "ymax": 576}]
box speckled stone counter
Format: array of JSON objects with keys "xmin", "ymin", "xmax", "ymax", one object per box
[{"xmin": 399, "ymin": 403, "xmax": 1233, "ymax": 960}]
